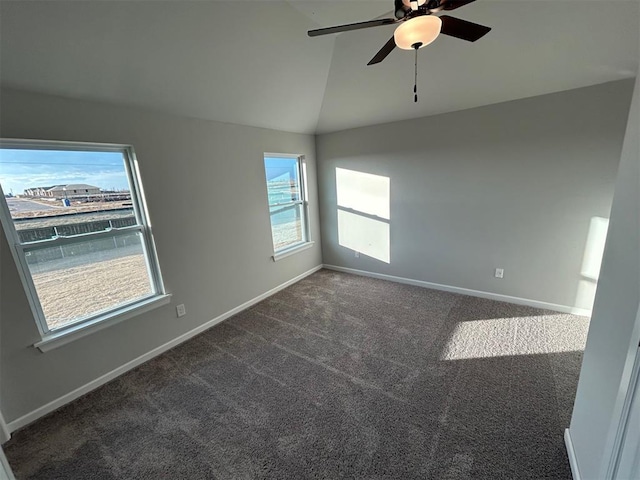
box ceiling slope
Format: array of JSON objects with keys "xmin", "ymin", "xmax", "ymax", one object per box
[
  {"xmin": 0, "ymin": 1, "xmax": 638, "ymax": 134},
  {"xmin": 0, "ymin": 1, "xmax": 335, "ymax": 134}
]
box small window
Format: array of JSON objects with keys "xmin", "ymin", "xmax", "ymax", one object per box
[
  {"xmin": 264, "ymin": 154, "xmax": 310, "ymax": 255},
  {"xmin": 0, "ymin": 140, "xmax": 165, "ymax": 336}
]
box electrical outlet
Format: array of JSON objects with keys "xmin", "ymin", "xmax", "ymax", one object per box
[
  {"xmin": 355, "ymin": 251, "xmax": 360, "ymax": 258},
  {"xmin": 176, "ymin": 304, "xmax": 186, "ymax": 317},
  {"xmin": 495, "ymin": 268, "xmax": 504, "ymax": 279}
]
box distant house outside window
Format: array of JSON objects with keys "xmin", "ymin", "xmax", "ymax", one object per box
[
  {"xmin": 264, "ymin": 154, "xmax": 311, "ymax": 259},
  {"xmin": 0, "ymin": 139, "xmax": 167, "ymax": 346}
]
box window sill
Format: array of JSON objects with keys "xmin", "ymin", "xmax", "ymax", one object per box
[
  {"xmin": 34, "ymin": 294, "xmax": 172, "ymax": 353},
  {"xmin": 272, "ymin": 241, "xmax": 315, "ymax": 262}
]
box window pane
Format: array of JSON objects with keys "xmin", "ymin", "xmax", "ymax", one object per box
[
  {"xmin": 0, "ymin": 142, "xmax": 164, "ymax": 337},
  {"xmin": 265, "ymin": 156, "xmax": 300, "ymax": 205},
  {"xmin": 25, "ymin": 232, "xmax": 154, "ymax": 330},
  {"xmin": 269, "ymin": 203, "xmax": 304, "ymax": 251},
  {"xmin": 0, "ymin": 148, "xmax": 137, "ymax": 243}
]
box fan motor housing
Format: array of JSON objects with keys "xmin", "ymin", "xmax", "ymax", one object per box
[{"xmin": 395, "ymin": 0, "xmax": 410, "ymax": 18}]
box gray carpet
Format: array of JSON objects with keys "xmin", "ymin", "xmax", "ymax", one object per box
[{"xmin": 5, "ymin": 269, "xmax": 589, "ymax": 479}]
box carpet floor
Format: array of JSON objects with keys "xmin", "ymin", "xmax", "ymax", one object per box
[{"xmin": 5, "ymin": 269, "xmax": 590, "ymax": 479}]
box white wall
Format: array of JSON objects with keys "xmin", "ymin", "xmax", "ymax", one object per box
[
  {"xmin": 568, "ymin": 73, "xmax": 640, "ymax": 479},
  {"xmin": 316, "ymin": 80, "xmax": 634, "ymax": 312},
  {"xmin": 0, "ymin": 88, "xmax": 322, "ymax": 424}
]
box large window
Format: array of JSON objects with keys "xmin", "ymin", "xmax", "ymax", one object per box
[
  {"xmin": 0, "ymin": 140, "xmax": 166, "ymax": 346},
  {"xmin": 264, "ymin": 154, "xmax": 311, "ymax": 258}
]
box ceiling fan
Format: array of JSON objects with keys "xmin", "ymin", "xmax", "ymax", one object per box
[{"xmin": 307, "ymin": 0, "xmax": 491, "ymax": 66}]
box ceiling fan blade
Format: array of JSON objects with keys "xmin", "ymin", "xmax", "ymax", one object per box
[
  {"xmin": 367, "ymin": 36, "xmax": 397, "ymax": 66},
  {"xmin": 308, "ymin": 18, "xmax": 398, "ymax": 37},
  {"xmin": 439, "ymin": 15, "xmax": 491, "ymax": 42},
  {"xmin": 442, "ymin": 0, "xmax": 478, "ymax": 10}
]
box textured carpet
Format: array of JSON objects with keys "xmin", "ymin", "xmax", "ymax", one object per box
[{"xmin": 5, "ymin": 269, "xmax": 589, "ymax": 479}]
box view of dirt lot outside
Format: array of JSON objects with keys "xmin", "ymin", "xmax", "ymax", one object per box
[
  {"xmin": 0, "ymin": 147, "xmax": 154, "ymax": 331},
  {"xmin": 31, "ymin": 250, "xmax": 151, "ymax": 329},
  {"xmin": 12, "ymin": 198, "xmax": 153, "ymax": 330}
]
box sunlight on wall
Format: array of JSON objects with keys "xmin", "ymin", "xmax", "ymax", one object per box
[
  {"xmin": 440, "ymin": 316, "xmax": 589, "ymax": 361},
  {"xmin": 302, "ymin": 160, "xmax": 309, "ymax": 201},
  {"xmin": 338, "ymin": 210, "xmax": 390, "ymax": 263},
  {"xmin": 336, "ymin": 168, "xmax": 390, "ymax": 264},
  {"xmin": 336, "ymin": 168, "xmax": 390, "ymax": 219},
  {"xmin": 575, "ymin": 216, "xmax": 609, "ymax": 311}
]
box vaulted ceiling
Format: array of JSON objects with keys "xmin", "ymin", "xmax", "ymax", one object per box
[{"xmin": 1, "ymin": 1, "xmax": 638, "ymax": 134}]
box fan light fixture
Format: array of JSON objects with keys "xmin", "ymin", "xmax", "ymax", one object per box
[
  {"xmin": 394, "ymin": 15, "xmax": 442, "ymax": 50},
  {"xmin": 307, "ymin": 0, "xmax": 492, "ymax": 101}
]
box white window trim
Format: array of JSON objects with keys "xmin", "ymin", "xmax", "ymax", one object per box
[
  {"xmin": 271, "ymin": 240, "xmax": 315, "ymax": 262},
  {"xmin": 34, "ymin": 293, "xmax": 171, "ymax": 352},
  {"xmin": 264, "ymin": 153, "xmax": 313, "ymax": 258},
  {"xmin": 0, "ymin": 138, "xmax": 167, "ymax": 351}
]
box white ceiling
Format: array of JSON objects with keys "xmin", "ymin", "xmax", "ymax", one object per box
[{"xmin": 1, "ymin": 1, "xmax": 638, "ymax": 134}]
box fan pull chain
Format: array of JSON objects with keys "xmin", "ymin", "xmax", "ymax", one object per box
[{"xmin": 414, "ymin": 47, "xmax": 418, "ymax": 103}]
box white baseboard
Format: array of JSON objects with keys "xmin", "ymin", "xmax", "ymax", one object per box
[
  {"xmin": 7, "ymin": 265, "xmax": 323, "ymax": 433},
  {"xmin": 565, "ymin": 428, "xmax": 582, "ymax": 480},
  {"xmin": 322, "ymin": 265, "xmax": 592, "ymax": 316}
]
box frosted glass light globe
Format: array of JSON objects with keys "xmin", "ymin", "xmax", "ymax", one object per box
[{"xmin": 394, "ymin": 16, "xmax": 442, "ymax": 50}]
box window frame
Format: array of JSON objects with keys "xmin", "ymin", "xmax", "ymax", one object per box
[
  {"xmin": 0, "ymin": 139, "xmax": 167, "ymax": 346},
  {"xmin": 263, "ymin": 153, "xmax": 313, "ymax": 260}
]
